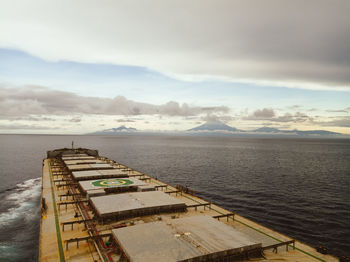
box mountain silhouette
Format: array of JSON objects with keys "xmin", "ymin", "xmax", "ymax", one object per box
[
  {"xmin": 90, "ymin": 125, "xmax": 137, "ymax": 134},
  {"xmin": 188, "ymin": 121, "xmax": 240, "ymax": 132}
]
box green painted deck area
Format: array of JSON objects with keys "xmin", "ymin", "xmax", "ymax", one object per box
[{"xmin": 92, "ymin": 178, "xmax": 134, "ymax": 187}]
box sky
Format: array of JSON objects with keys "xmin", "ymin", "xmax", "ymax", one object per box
[{"xmin": 0, "ymin": 0, "xmax": 349, "ymax": 134}]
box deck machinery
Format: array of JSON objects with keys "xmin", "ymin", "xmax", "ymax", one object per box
[{"xmin": 39, "ymin": 148, "xmax": 339, "ymax": 262}]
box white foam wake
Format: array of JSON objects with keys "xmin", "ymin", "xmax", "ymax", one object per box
[{"xmin": 0, "ymin": 177, "xmax": 42, "ymax": 226}]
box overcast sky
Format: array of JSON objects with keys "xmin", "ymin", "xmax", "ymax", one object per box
[{"xmin": 0, "ymin": 0, "xmax": 349, "ymax": 134}]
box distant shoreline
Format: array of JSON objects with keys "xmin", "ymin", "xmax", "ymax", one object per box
[{"xmin": 0, "ymin": 132, "xmax": 349, "ymax": 139}]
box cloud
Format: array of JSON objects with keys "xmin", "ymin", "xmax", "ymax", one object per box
[
  {"xmin": 68, "ymin": 117, "xmax": 81, "ymax": 123},
  {"xmin": 326, "ymin": 108, "xmax": 350, "ymax": 113},
  {"xmin": 7, "ymin": 116, "xmax": 56, "ymax": 121},
  {"xmin": 244, "ymin": 108, "xmax": 275, "ymax": 120},
  {"xmin": 201, "ymin": 114, "xmax": 235, "ymax": 123},
  {"xmin": 288, "ymin": 105, "xmax": 302, "ymax": 110},
  {"xmin": 271, "ymin": 112, "xmax": 312, "ymax": 123},
  {"xmin": 116, "ymin": 119, "xmax": 136, "ymax": 123},
  {"xmin": 312, "ymin": 117, "xmax": 350, "ymax": 127},
  {"xmin": 0, "ymin": 85, "xmax": 229, "ymax": 118},
  {"xmin": 0, "ymin": 123, "xmax": 57, "ymax": 130},
  {"xmin": 0, "ymin": 0, "xmax": 349, "ymax": 90},
  {"xmin": 252, "ymin": 108, "xmax": 275, "ymax": 118},
  {"xmin": 244, "ymin": 108, "xmax": 312, "ymax": 123}
]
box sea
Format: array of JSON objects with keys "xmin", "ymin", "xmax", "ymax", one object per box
[{"xmin": 0, "ymin": 134, "xmax": 349, "ymax": 261}]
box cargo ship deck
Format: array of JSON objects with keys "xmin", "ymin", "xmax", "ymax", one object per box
[{"xmin": 39, "ymin": 148, "xmax": 339, "ymax": 262}]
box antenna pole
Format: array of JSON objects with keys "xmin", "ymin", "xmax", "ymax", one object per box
[{"xmin": 72, "ymin": 141, "xmax": 74, "ymax": 149}]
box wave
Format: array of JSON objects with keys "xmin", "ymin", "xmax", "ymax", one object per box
[{"xmin": 0, "ymin": 177, "xmax": 42, "ymax": 227}]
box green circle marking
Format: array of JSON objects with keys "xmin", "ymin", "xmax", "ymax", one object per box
[{"xmin": 92, "ymin": 178, "xmax": 134, "ymax": 187}]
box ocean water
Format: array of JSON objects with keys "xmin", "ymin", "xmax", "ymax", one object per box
[{"xmin": 0, "ymin": 134, "xmax": 349, "ymax": 261}]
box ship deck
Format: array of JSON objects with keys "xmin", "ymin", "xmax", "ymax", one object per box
[{"xmin": 39, "ymin": 148, "xmax": 339, "ymax": 262}]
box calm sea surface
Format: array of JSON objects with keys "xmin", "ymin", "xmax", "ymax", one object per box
[{"xmin": 0, "ymin": 134, "xmax": 349, "ymax": 261}]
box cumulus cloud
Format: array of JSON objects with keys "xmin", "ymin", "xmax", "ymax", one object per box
[
  {"xmin": 0, "ymin": 0, "xmax": 349, "ymax": 90},
  {"xmin": 244, "ymin": 108, "xmax": 312, "ymax": 123},
  {"xmin": 252, "ymin": 108, "xmax": 275, "ymax": 118},
  {"xmin": 244, "ymin": 108, "xmax": 275, "ymax": 120},
  {"xmin": 0, "ymin": 85, "xmax": 228, "ymax": 118},
  {"xmin": 201, "ymin": 114, "xmax": 235, "ymax": 123}
]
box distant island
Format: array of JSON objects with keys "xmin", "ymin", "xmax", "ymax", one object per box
[
  {"xmin": 89, "ymin": 121, "xmax": 342, "ymax": 137},
  {"xmin": 187, "ymin": 121, "xmax": 341, "ymax": 136},
  {"xmin": 188, "ymin": 121, "xmax": 242, "ymax": 132},
  {"xmin": 90, "ymin": 125, "xmax": 137, "ymax": 135},
  {"xmin": 249, "ymin": 126, "xmax": 340, "ymax": 136}
]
